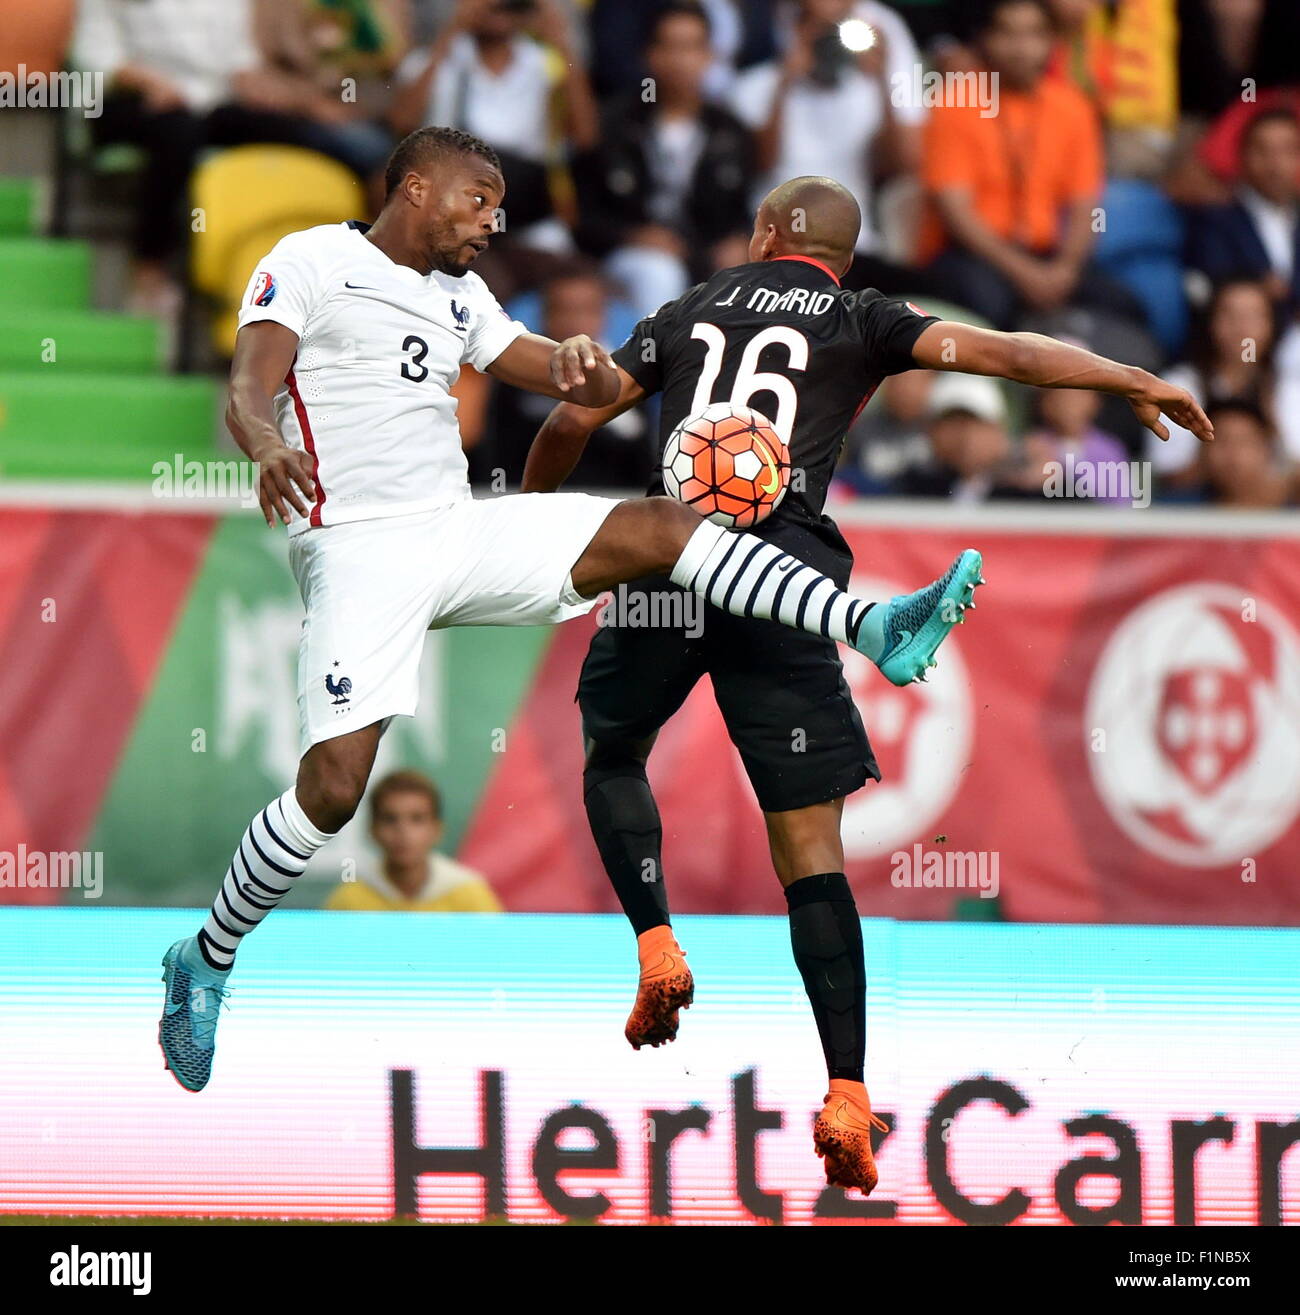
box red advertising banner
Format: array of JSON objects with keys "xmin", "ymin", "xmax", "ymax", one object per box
[
  {"xmin": 0, "ymin": 506, "xmax": 213, "ymax": 901},
  {"xmin": 463, "ymin": 510, "xmax": 1300, "ymax": 925}
]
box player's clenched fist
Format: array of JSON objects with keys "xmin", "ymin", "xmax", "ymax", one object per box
[
  {"xmin": 550, "ymin": 334, "xmax": 615, "ymax": 394},
  {"xmin": 254, "ymin": 444, "xmax": 316, "ymax": 528}
]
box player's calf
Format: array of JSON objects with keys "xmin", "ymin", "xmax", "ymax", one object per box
[
  {"xmin": 584, "ymin": 741, "xmax": 670, "ymax": 939},
  {"xmin": 295, "ymin": 727, "xmax": 383, "ymax": 832}
]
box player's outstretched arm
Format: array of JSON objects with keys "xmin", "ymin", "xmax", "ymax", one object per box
[
  {"xmin": 487, "ymin": 332, "xmax": 622, "ymax": 408},
  {"xmin": 911, "ymin": 320, "xmax": 1215, "ymax": 447},
  {"xmin": 228, "ymin": 321, "xmax": 318, "ymax": 527},
  {"xmin": 521, "ymin": 367, "xmax": 647, "ymax": 493}
]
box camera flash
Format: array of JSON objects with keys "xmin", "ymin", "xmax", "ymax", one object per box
[{"xmin": 838, "ymin": 19, "xmax": 877, "ymax": 53}]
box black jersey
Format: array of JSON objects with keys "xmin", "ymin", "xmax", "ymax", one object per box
[{"xmin": 611, "ymin": 256, "xmax": 941, "ymax": 544}]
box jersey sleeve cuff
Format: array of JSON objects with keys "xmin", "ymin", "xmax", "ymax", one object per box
[
  {"xmin": 610, "ymin": 345, "xmax": 658, "ymax": 393},
  {"xmin": 236, "ymin": 306, "xmax": 306, "ymax": 338},
  {"xmin": 465, "ymin": 317, "xmax": 528, "ymax": 372},
  {"xmin": 895, "ymin": 311, "xmax": 943, "ymax": 358}
]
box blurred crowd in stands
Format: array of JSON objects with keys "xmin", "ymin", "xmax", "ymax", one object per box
[{"xmin": 49, "ymin": 0, "xmax": 1300, "ymax": 507}]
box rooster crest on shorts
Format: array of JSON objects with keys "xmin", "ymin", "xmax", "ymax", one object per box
[{"xmin": 325, "ymin": 667, "xmax": 352, "ymax": 706}]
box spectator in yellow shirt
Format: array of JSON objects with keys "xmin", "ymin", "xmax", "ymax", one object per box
[{"xmin": 326, "ymin": 769, "xmax": 503, "ymax": 912}]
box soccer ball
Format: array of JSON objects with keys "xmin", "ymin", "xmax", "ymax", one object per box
[{"xmin": 661, "ymin": 403, "xmax": 790, "ymax": 529}]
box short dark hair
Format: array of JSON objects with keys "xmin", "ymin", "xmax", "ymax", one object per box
[
  {"xmin": 383, "ymin": 126, "xmax": 501, "ymax": 199},
  {"xmin": 1242, "ymin": 107, "xmax": 1300, "ymax": 149},
  {"xmin": 369, "ymin": 770, "xmax": 443, "ymax": 823},
  {"xmin": 542, "ymin": 257, "xmax": 609, "ymax": 294},
  {"xmin": 977, "ymin": 0, "xmax": 1054, "ymax": 36},
  {"xmin": 1190, "ymin": 278, "xmax": 1278, "ymax": 374},
  {"xmin": 648, "ymin": 0, "xmax": 711, "ymax": 44},
  {"xmin": 1205, "ymin": 397, "xmax": 1272, "ymax": 434}
]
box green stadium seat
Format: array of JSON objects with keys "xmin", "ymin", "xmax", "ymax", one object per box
[
  {"xmin": 953, "ymin": 895, "xmax": 1005, "ymax": 922},
  {"xmin": 94, "ymin": 144, "xmax": 148, "ymax": 175},
  {"xmin": 0, "ymin": 310, "xmax": 161, "ymax": 373},
  {"xmin": 0, "ymin": 179, "xmax": 40, "ymax": 237},
  {"xmin": 0, "ymin": 238, "xmax": 92, "ymax": 311},
  {"xmin": 0, "ymin": 373, "xmax": 219, "ymax": 480}
]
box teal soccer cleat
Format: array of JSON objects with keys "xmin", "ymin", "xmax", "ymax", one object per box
[
  {"xmin": 855, "ymin": 549, "xmax": 985, "ymax": 686},
  {"xmin": 159, "ymin": 937, "xmax": 231, "ymax": 1092}
]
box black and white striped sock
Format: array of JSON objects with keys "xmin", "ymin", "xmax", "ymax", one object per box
[
  {"xmin": 669, "ymin": 520, "xmax": 873, "ymax": 647},
  {"xmin": 196, "ymin": 789, "xmax": 334, "ymax": 971}
]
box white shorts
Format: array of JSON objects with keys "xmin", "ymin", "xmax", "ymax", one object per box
[{"xmin": 288, "ymin": 492, "xmax": 620, "ymax": 751}]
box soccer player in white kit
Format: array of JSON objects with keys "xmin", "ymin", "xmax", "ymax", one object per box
[{"xmin": 158, "ymin": 127, "xmax": 993, "ymax": 1092}]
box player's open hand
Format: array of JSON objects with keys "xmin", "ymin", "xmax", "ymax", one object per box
[
  {"xmin": 550, "ymin": 334, "xmax": 615, "ymax": 394},
  {"xmin": 255, "ymin": 445, "xmax": 316, "ymax": 528},
  {"xmin": 1128, "ymin": 373, "xmax": 1215, "ymax": 445}
]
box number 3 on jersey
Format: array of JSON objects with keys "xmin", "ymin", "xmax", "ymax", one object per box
[
  {"xmin": 401, "ymin": 334, "xmax": 429, "ymax": 382},
  {"xmin": 688, "ymin": 323, "xmax": 809, "ymax": 444}
]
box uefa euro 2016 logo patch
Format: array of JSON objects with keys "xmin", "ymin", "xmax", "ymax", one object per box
[{"xmin": 251, "ymin": 271, "xmax": 277, "ymax": 307}]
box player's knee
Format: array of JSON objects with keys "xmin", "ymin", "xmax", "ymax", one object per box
[
  {"xmin": 322, "ymin": 780, "xmax": 366, "ymax": 830},
  {"xmin": 584, "ymin": 735, "xmax": 653, "ymax": 776},
  {"xmin": 641, "ymin": 498, "xmax": 703, "ymax": 573},
  {"xmin": 298, "ymin": 764, "xmax": 368, "ymax": 832}
]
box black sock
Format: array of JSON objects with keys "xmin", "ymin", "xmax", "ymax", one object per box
[
  {"xmin": 784, "ymin": 872, "xmax": 865, "ymax": 1082},
  {"xmin": 584, "ymin": 757, "xmax": 670, "ymax": 936}
]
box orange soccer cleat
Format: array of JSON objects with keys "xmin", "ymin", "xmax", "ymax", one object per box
[
  {"xmin": 814, "ymin": 1078, "xmax": 889, "ymax": 1195},
  {"xmin": 624, "ymin": 925, "xmax": 694, "ymax": 1050}
]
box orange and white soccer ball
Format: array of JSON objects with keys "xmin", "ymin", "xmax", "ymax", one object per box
[{"xmin": 661, "ymin": 403, "xmax": 790, "ymax": 529}]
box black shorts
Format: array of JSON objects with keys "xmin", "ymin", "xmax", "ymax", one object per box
[{"xmin": 577, "ymin": 518, "xmax": 880, "ymax": 813}]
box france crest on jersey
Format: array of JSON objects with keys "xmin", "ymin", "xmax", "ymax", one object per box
[{"xmin": 250, "ymin": 271, "xmax": 277, "ymax": 307}]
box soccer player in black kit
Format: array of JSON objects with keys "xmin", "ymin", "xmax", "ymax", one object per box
[{"xmin": 524, "ymin": 176, "xmax": 1213, "ymax": 1194}]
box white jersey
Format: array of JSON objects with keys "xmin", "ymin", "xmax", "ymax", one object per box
[{"xmin": 236, "ymin": 221, "xmax": 528, "ymax": 536}]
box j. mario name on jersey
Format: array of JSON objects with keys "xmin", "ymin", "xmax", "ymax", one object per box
[{"xmin": 716, "ymin": 284, "xmax": 837, "ymax": 316}]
